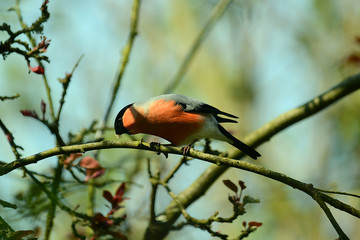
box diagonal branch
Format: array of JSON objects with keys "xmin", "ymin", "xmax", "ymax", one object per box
[{"xmin": 313, "ymin": 196, "xmax": 349, "ymax": 240}]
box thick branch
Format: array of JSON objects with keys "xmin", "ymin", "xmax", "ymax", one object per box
[{"xmin": 1, "ymin": 137, "xmax": 359, "ymax": 219}]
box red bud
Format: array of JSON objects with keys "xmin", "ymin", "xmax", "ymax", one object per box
[
  {"xmin": 28, "ymin": 65, "xmax": 45, "ymax": 74},
  {"xmin": 41, "ymin": 100, "xmax": 46, "ymax": 115},
  {"xmin": 248, "ymin": 221, "xmax": 263, "ymax": 228},
  {"xmin": 20, "ymin": 110, "xmax": 39, "ymax": 119}
]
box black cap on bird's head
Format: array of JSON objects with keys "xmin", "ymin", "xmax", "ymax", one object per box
[{"xmin": 114, "ymin": 104, "xmax": 133, "ymax": 136}]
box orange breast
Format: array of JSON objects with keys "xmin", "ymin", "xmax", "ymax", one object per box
[{"xmin": 123, "ymin": 99, "xmax": 205, "ymax": 145}]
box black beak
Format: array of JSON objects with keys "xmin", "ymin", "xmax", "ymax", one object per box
[{"xmin": 114, "ymin": 104, "xmax": 133, "ymax": 135}]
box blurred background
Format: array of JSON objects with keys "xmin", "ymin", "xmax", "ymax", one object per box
[{"xmin": 1, "ymin": 0, "xmax": 360, "ymax": 239}]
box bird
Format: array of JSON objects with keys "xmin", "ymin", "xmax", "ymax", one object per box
[{"xmin": 114, "ymin": 94, "xmax": 261, "ymax": 160}]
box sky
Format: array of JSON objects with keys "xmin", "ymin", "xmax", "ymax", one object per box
[{"xmin": 1, "ymin": 0, "xmax": 360, "ymax": 239}]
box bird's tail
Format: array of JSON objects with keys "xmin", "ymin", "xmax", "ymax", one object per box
[{"xmin": 217, "ymin": 125, "xmax": 261, "ymax": 160}]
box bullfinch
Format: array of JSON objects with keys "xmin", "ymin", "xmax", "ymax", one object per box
[{"xmin": 114, "ymin": 94, "xmax": 261, "ymax": 159}]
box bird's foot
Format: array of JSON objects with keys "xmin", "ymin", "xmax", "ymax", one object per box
[
  {"xmin": 150, "ymin": 142, "xmax": 168, "ymax": 158},
  {"xmin": 181, "ymin": 145, "xmax": 192, "ymax": 156},
  {"xmin": 181, "ymin": 139, "xmax": 198, "ymax": 156}
]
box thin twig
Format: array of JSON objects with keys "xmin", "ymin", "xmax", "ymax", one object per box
[
  {"xmin": 13, "ymin": 1, "xmax": 63, "ymax": 236},
  {"xmin": 14, "ymin": 0, "xmax": 55, "ymax": 121},
  {"xmin": 147, "ymin": 158, "xmax": 159, "ymax": 223},
  {"xmin": 314, "ymin": 197, "xmax": 350, "ymax": 240},
  {"xmin": 87, "ymin": 181, "xmax": 95, "ymax": 216},
  {"xmin": 162, "ymin": 156, "xmax": 188, "ymax": 183},
  {"xmin": 161, "ymin": 183, "xmax": 188, "ymax": 218},
  {"xmin": 0, "ymin": 215, "xmax": 14, "ymax": 233},
  {"xmin": 0, "ymin": 94, "xmax": 20, "ymax": 101},
  {"xmin": 102, "ymin": 0, "xmax": 142, "ymax": 126},
  {"xmin": 0, "ymin": 119, "xmax": 23, "ymax": 159},
  {"xmin": 25, "ymin": 167, "xmax": 91, "ymax": 221},
  {"xmin": 56, "ymin": 54, "xmax": 84, "ymax": 124},
  {"xmin": 0, "ymin": 199, "xmax": 17, "ymax": 209},
  {"xmin": 314, "ymin": 188, "xmax": 360, "ymax": 199},
  {"xmin": 163, "ymin": 0, "xmax": 234, "ymax": 93},
  {"xmin": 161, "ymin": 182, "xmax": 229, "ymax": 239}
]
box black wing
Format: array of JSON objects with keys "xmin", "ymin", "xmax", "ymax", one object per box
[
  {"xmin": 181, "ymin": 102, "xmax": 238, "ymax": 123},
  {"xmin": 164, "ymin": 94, "xmax": 238, "ymax": 123}
]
